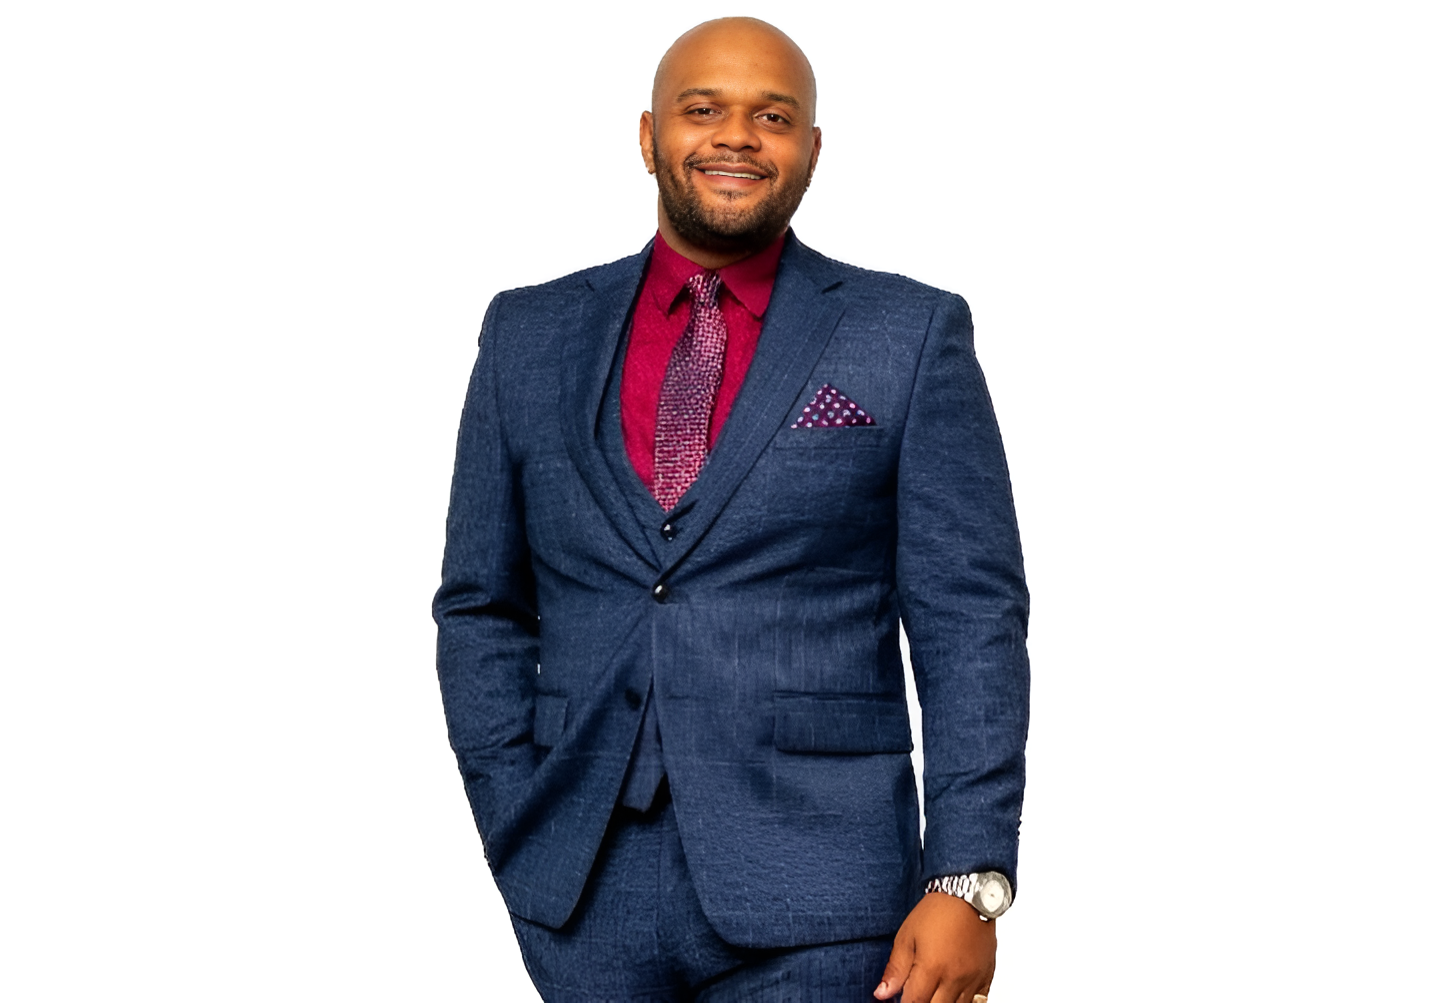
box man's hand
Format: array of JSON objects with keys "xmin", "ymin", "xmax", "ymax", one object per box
[{"xmin": 874, "ymin": 892, "xmax": 996, "ymax": 1002}]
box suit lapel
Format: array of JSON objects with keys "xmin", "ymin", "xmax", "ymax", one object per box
[
  {"xmin": 559, "ymin": 244, "xmax": 658, "ymax": 568},
  {"xmin": 660, "ymin": 235, "xmax": 846, "ymax": 574}
]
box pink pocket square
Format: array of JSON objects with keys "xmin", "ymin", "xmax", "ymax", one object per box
[{"xmin": 791, "ymin": 384, "xmax": 876, "ymax": 428}]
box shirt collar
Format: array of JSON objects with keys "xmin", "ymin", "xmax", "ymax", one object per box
[{"xmin": 647, "ymin": 230, "xmax": 787, "ymax": 318}]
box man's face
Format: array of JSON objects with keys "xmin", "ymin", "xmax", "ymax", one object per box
[{"xmin": 641, "ymin": 25, "xmax": 821, "ymax": 256}]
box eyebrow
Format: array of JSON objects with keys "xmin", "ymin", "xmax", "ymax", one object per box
[{"xmin": 676, "ymin": 87, "xmax": 801, "ymax": 109}]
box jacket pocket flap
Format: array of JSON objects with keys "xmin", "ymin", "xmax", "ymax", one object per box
[
  {"xmin": 533, "ymin": 694, "xmax": 568, "ymax": 747},
  {"xmin": 773, "ymin": 693, "xmax": 912, "ymax": 754}
]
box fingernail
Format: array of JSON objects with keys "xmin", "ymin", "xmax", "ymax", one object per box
[{"xmin": 875, "ymin": 982, "xmax": 889, "ymax": 998}]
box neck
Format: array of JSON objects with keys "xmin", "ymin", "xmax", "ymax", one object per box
[{"xmin": 656, "ymin": 203, "xmax": 786, "ymax": 270}]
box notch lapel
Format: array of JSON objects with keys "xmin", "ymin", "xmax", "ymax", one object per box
[
  {"xmin": 659, "ymin": 235, "xmax": 846, "ymax": 575},
  {"xmin": 559, "ymin": 245, "xmax": 658, "ymax": 569}
]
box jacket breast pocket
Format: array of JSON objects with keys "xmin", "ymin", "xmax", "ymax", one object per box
[
  {"xmin": 772, "ymin": 692, "xmax": 913, "ymax": 754},
  {"xmin": 533, "ymin": 693, "xmax": 568, "ymax": 748},
  {"xmin": 772, "ymin": 426, "xmax": 889, "ymax": 450}
]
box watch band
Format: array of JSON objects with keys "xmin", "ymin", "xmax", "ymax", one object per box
[{"xmin": 924, "ymin": 871, "xmax": 1012, "ymax": 920}]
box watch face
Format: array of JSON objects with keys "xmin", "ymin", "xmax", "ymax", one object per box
[
  {"xmin": 971, "ymin": 873, "xmax": 1011, "ymax": 918},
  {"xmin": 979, "ymin": 878, "xmax": 1006, "ymax": 914}
]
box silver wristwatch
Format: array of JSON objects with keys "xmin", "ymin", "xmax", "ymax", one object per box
[{"xmin": 925, "ymin": 871, "xmax": 1013, "ymax": 920}]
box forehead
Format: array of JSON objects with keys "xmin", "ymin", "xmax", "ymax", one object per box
[{"xmin": 657, "ymin": 30, "xmax": 813, "ymax": 108}]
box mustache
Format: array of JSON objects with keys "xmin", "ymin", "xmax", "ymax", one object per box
[{"xmin": 681, "ymin": 152, "xmax": 777, "ymax": 179}]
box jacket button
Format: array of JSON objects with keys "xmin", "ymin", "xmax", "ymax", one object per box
[
  {"xmin": 651, "ymin": 582, "xmax": 670, "ymax": 603},
  {"xmin": 624, "ymin": 689, "xmax": 642, "ymax": 709},
  {"xmin": 660, "ymin": 521, "xmax": 677, "ymax": 540}
]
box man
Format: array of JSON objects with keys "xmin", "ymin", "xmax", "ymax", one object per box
[{"xmin": 434, "ymin": 17, "xmax": 1029, "ymax": 1002}]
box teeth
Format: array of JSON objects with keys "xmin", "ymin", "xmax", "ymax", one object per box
[{"xmin": 702, "ymin": 170, "xmax": 763, "ymax": 179}]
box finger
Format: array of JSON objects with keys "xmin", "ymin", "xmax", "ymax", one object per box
[
  {"xmin": 973, "ymin": 962, "xmax": 995, "ymax": 999},
  {"xmin": 963, "ymin": 954, "xmax": 995, "ymax": 1002},
  {"xmin": 898, "ymin": 962, "xmax": 941, "ymax": 1003},
  {"xmin": 926, "ymin": 979, "xmax": 970, "ymax": 1003},
  {"xmin": 875, "ymin": 935, "xmax": 916, "ymax": 1000},
  {"xmin": 926, "ymin": 979, "xmax": 987, "ymax": 1003},
  {"xmin": 940, "ymin": 993, "xmax": 982, "ymax": 1003},
  {"xmin": 962, "ymin": 978, "xmax": 992, "ymax": 1002}
]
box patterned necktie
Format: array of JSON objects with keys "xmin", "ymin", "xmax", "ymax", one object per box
[{"xmin": 653, "ymin": 271, "xmax": 726, "ymax": 510}]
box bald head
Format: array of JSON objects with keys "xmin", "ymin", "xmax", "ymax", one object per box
[
  {"xmin": 640, "ymin": 17, "xmax": 821, "ymax": 267},
  {"xmin": 652, "ymin": 18, "xmax": 817, "ymax": 125}
]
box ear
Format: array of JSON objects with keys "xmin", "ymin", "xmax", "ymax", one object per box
[
  {"xmin": 639, "ymin": 112, "xmax": 656, "ymax": 174},
  {"xmin": 806, "ymin": 126, "xmax": 822, "ymax": 185}
]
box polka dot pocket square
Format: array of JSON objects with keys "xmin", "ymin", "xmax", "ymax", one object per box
[{"xmin": 790, "ymin": 383, "xmax": 877, "ymax": 428}]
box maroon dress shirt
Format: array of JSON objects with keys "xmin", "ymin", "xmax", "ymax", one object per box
[{"xmin": 620, "ymin": 231, "xmax": 786, "ymax": 489}]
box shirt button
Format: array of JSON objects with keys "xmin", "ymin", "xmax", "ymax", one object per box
[
  {"xmin": 624, "ymin": 689, "xmax": 642, "ymax": 709},
  {"xmin": 651, "ymin": 583, "xmax": 670, "ymax": 603},
  {"xmin": 660, "ymin": 521, "xmax": 677, "ymax": 540}
]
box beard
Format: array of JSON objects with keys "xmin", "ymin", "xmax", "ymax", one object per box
[{"xmin": 653, "ymin": 139, "xmax": 812, "ymax": 255}]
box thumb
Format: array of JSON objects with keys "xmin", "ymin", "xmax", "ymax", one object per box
[{"xmin": 875, "ymin": 934, "xmax": 915, "ymax": 999}]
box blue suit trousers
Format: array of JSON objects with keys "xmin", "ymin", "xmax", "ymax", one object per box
[{"xmin": 509, "ymin": 788, "xmax": 894, "ymax": 1002}]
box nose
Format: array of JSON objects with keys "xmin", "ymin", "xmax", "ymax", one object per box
[{"xmin": 710, "ymin": 107, "xmax": 760, "ymax": 152}]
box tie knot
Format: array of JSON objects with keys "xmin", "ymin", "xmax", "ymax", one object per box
[{"xmin": 685, "ymin": 271, "xmax": 722, "ymax": 306}]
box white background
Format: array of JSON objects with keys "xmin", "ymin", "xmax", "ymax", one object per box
[{"xmin": 2, "ymin": 1, "xmax": 1448, "ymax": 999}]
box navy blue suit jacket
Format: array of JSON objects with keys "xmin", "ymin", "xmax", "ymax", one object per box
[{"xmin": 433, "ymin": 233, "xmax": 1029, "ymax": 948}]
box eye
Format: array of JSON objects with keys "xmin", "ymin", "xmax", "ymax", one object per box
[{"xmin": 758, "ymin": 112, "xmax": 790, "ymax": 126}]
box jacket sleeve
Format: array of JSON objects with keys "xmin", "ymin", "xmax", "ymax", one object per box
[
  {"xmin": 432, "ymin": 294, "xmax": 540, "ymax": 855},
  {"xmin": 895, "ymin": 293, "xmax": 1030, "ymax": 894}
]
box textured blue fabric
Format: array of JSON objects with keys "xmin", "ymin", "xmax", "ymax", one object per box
[
  {"xmin": 433, "ymin": 232, "xmax": 1030, "ymax": 948},
  {"xmin": 602, "ymin": 360, "xmax": 671, "ymax": 813},
  {"xmin": 511, "ymin": 793, "xmax": 894, "ymax": 1001}
]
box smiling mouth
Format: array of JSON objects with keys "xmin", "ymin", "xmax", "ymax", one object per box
[{"xmin": 699, "ymin": 169, "xmax": 766, "ymax": 180}]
